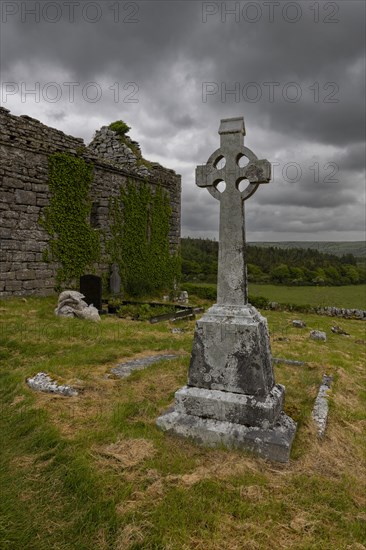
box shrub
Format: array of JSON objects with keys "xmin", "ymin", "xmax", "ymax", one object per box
[
  {"xmin": 109, "ymin": 120, "xmax": 131, "ymax": 136},
  {"xmin": 181, "ymin": 283, "xmax": 217, "ymax": 301}
]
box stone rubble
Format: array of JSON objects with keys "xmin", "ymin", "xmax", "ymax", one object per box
[
  {"xmin": 315, "ymin": 306, "xmax": 365, "ymax": 320},
  {"xmin": 27, "ymin": 372, "xmax": 78, "ymax": 397},
  {"xmin": 268, "ymin": 302, "xmax": 366, "ymax": 320},
  {"xmin": 54, "ymin": 290, "xmax": 101, "ymax": 322}
]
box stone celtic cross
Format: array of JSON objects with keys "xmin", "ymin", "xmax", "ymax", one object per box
[
  {"xmin": 196, "ymin": 117, "xmax": 271, "ymax": 305},
  {"xmin": 157, "ymin": 116, "xmax": 296, "ymax": 463}
]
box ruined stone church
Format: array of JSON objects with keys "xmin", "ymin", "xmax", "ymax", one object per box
[{"xmin": 0, "ymin": 107, "xmax": 181, "ymax": 297}]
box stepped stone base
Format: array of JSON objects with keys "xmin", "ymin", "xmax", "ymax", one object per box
[
  {"xmin": 156, "ymin": 409, "xmax": 296, "ymax": 463},
  {"xmin": 157, "ymin": 303, "xmax": 297, "ymax": 462},
  {"xmin": 175, "ymin": 384, "xmax": 285, "ymax": 427}
]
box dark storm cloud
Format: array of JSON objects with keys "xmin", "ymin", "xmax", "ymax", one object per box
[{"xmin": 1, "ymin": 0, "xmax": 365, "ymax": 240}]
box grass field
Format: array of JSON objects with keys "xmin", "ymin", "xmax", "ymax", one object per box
[
  {"xmin": 0, "ymin": 297, "xmax": 365, "ymax": 549},
  {"xmin": 185, "ymin": 283, "xmax": 366, "ymax": 310},
  {"xmin": 249, "ymin": 284, "xmax": 366, "ymax": 309}
]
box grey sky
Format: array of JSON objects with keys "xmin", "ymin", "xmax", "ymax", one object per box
[{"xmin": 1, "ymin": 0, "xmax": 365, "ymax": 240}]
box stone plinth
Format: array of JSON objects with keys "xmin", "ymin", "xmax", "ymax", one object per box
[
  {"xmin": 157, "ymin": 305, "xmax": 296, "ymax": 462},
  {"xmin": 174, "ymin": 383, "xmax": 285, "ymax": 427},
  {"xmin": 157, "ymin": 410, "xmax": 296, "ymax": 463},
  {"xmin": 188, "ymin": 305, "xmax": 274, "ymax": 396}
]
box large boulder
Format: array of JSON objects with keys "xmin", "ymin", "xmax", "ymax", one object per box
[{"xmin": 55, "ymin": 291, "xmax": 101, "ymax": 322}]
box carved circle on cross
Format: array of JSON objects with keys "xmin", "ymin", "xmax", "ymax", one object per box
[{"xmin": 204, "ymin": 145, "xmax": 261, "ymax": 202}]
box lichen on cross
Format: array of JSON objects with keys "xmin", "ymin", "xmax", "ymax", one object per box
[{"xmin": 195, "ymin": 117, "xmax": 271, "ymax": 306}]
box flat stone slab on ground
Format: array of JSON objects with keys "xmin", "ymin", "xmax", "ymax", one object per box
[
  {"xmin": 111, "ymin": 354, "xmax": 179, "ymax": 378},
  {"xmin": 312, "ymin": 374, "xmax": 333, "ymax": 437},
  {"xmin": 157, "ymin": 409, "xmax": 296, "ymax": 463}
]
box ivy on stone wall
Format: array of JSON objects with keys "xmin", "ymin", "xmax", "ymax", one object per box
[
  {"xmin": 41, "ymin": 153, "xmax": 101, "ymax": 287},
  {"xmin": 108, "ymin": 182, "xmax": 180, "ymax": 296}
]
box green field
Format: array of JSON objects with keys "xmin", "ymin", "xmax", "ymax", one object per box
[
  {"xmin": 185, "ymin": 283, "xmax": 366, "ymax": 310},
  {"xmin": 0, "ymin": 297, "xmax": 365, "ymax": 549},
  {"xmin": 249, "ymin": 283, "xmax": 366, "ymax": 309}
]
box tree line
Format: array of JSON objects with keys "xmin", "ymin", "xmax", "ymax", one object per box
[{"xmin": 181, "ymin": 238, "xmax": 366, "ymax": 286}]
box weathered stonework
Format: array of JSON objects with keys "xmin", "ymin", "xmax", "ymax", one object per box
[
  {"xmin": 157, "ymin": 410, "xmax": 296, "ymax": 463},
  {"xmin": 157, "ymin": 117, "xmax": 296, "ymax": 462},
  {"xmin": 188, "ymin": 304, "xmax": 274, "ymax": 396},
  {"xmin": 0, "ymin": 107, "xmax": 181, "ymax": 297},
  {"xmin": 175, "ymin": 384, "xmax": 285, "ymax": 427}
]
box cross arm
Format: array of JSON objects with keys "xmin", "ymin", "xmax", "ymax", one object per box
[
  {"xmin": 237, "ymin": 158, "xmax": 271, "ymax": 201},
  {"xmin": 196, "ymin": 164, "xmax": 212, "ymax": 188},
  {"xmin": 240, "ymin": 159, "xmax": 271, "ymax": 184},
  {"xmin": 196, "ymin": 163, "xmax": 223, "ymax": 201}
]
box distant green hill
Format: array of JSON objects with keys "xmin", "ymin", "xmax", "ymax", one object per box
[{"xmin": 248, "ymin": 242, "xmax": 365, "ymax": 259}]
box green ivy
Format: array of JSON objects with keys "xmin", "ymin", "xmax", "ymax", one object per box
[
  {"xmin": 41, "ymin": 153, "xmax": 101, "ymax": 287},
  {"xmin": 108, "ymin": 182, "xmax": 181, "ymax": 296}
]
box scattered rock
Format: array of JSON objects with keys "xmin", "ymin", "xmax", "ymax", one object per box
[
  {"xmin": 27, "ymin": 372, "xmax": 78, "ymax": 396},
  {"xmin": 331, "ymin": 325, "xmax": 350, "ymax": 336},
  {"xmin": 292, "ymin": 319, "xmax": 306, "ymax": 328},
  {"xmin": 312, "ymin": 374, "xmax": 333, "ymax": 437},
  {"xmin": 310, "ymin": 330, "xmax": 327, "ymax": 342},
  {"xmin": 55, "ymin": 290, "xmax": 100, "ymax": 322},
  {"xmin": 171, "ymin": 328, "xmax": 185, "ymax": 334}
]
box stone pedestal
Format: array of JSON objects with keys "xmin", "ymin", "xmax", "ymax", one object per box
[
  {"xmin": 157, "ymin": 305, "xmax": 296, "ymax": 462},
  {"xmin": 188, "ymin": 304, "xmax": 274, "ymax": 396}
]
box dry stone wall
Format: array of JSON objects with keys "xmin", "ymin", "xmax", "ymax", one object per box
[{"xmin": 0, "ymin": 107, "xmax": 181, "ymax": 297}]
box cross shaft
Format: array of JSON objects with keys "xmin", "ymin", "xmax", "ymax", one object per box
[{"xmin": 196, "ymin": 117, "xmax": 271, "ymax": 306}]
